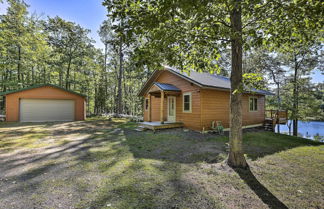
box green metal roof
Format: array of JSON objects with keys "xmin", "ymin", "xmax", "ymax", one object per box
[{"xmin": 0, "ymin": 84, "xmax": 87, "ymax": 98}]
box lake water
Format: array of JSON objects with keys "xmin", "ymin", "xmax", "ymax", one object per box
[{"xmin": 275, "ymin": 120, "xmax": 324, "ymax": 141}]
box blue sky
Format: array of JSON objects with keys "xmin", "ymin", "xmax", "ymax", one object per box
[
  {"xmin": 0, "ymin": 0, "xmax": 107, "ymax": 49},
  {"xmin": 311, "ymin": 70, "xmax": 323, "ymax": 84},
  {"xmin": 0, "ymin": 0, "xmax": 323, "ymax": 83}
]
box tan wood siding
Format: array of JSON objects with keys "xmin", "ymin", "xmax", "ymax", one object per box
[
  {"xmin": 143, "ymin": 70, "xmax": 266, "ymax": 131},
  {"xmin": 143, "ymin": 95, "xmax": 161, "ymax": 122},
  {"xmin": 242, "ymin": 94, "xmax": 265, "ymax": 125},
  {"xmin": 5, "ymin": 86, "xmax": 85, "ymax": 122},
  {"xmin": 143, "ymin": 70, "xmax": 202, "ymax": 130},
  {"xmin": 201, "ymin": 89, "xmax": 265, "ymax": 130},
  {"xmin": 200, "ymin": 89, "xmax": 231, "ymax": 130}
]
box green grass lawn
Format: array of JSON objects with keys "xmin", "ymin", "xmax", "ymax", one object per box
[{"xmin": 0, "ymin": 119, "xmax": 323, "ymax": 209}]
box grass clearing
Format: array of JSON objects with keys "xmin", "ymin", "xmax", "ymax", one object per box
[
  {"xmin": 0, "ymin": 118, "xmax": 323, "ymax": 209},
  {"xmin": 0, "ymin": 127, "xmax": 50, "ymax": 152}
]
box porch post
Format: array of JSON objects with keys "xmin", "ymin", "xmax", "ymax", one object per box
[
  {"xmin": 160, "ymin": 90, "xmax": 164, "ymax": 124},
  {"xmin": 148, "ymin": 94, "xmax": 151, "ymax": 122}
]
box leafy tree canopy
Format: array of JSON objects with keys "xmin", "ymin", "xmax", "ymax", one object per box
[{"xmin": 103, "ymin": 0, "xmax": 323, "ymax": 74}]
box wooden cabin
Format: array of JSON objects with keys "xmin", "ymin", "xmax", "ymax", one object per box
[{"xmin": 138, "ymin": 66, "xmax": 274, "ymax": 131}]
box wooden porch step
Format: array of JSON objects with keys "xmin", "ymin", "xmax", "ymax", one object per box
[
  {"xmin": 264, "ymin": 125, "xmax": 274, "ymax": 131},
  {"xmin": 139, "ymin": 121, "xmax": 184, "ymax": 131},
  {"xmin": 135, "ymin": 125, "xmax": 147, "ymax": 132},
  {"xmin": 263, "ymin": 120, "xmax": 274, "ymax": 131}
]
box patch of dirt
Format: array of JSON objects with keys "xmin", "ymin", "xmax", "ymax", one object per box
[
  {"xmin": 0, "ymin": 120, "xmax": 322, "ymax": 209},
  {"xmin": 0, "ymin": 120, "xmax": 115, "ymax": 209}
]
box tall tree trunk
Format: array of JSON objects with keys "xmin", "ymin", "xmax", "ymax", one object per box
[
  {"xmin": 292, "ymin": 54, "xmax": 298, "ymax": 136},
  {"xmin": 117, "ymin": 33, "xmax": 123, "ymax": 117},
  {"xmin": 270, "ymin": 69, "xmax": 281, "ymax": 133},
  {"xmin": 94, "ymin": 83, "xmax": 98, "ymax": 115},
  {"xmin": 86, "ymin": 80, "xmax": 90, "ymax": 115},
  {"xmin": 104, "ymin": 42, "xmax": 108, "ymax": 113},
  {"xmin": 43, "ymin": 67, "xmax": 46, "ymax": 83},
  {"xmin": 114, "ymin": 74, "xmax": 118, "ymax": 113},
  {"xmin": 26, "ymin": 70, "xmax": 30, "ymax": 85},
  {"xmin": 73, "ymin": 67, "xmax": 76, "ymax": 90},
  {"xmin": 21, "ymin": 73, "xmax": 24, "ymax": 87},
  {"xmin": 17, "ymin": 45, "xmax": 21, "ymax": 84},
  {"xmin": 276, "ymin": 83, "xmax": 280, "ymax": 133},
  {"xmin": 3, "ymin": 70, "xmax": 8, "ymax": 91},
  {"xmin": 123, "ymin": 70, "xmax": 127, "ymax": 114},
  {"xmin": 227, "ymin": 0, "xmax": 247, "ymax": 168},
  {"xmin": 59, "ymin": 68, "xmax": 63, "ymax": 87},
  {"xmin": 66, "ymin": 55, "xmax": 72, "ymax": 90},
  {"xmin": 32, "ymin": 66, "xmax": 35, "ymax": 84}
]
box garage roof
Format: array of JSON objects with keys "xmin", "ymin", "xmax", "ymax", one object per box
[{"xmin": 0, "ymin": 84, "xmax": 87, "ymax": 97}]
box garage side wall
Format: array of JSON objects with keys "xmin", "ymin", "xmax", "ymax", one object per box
[{"xmin": 5, "ymin": 86, "xmax": 85, "ymax": 122}]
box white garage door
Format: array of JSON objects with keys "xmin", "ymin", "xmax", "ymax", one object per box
[{"xmin": 20, "ymin": 99, "xmax": 75, "ymax": 122}]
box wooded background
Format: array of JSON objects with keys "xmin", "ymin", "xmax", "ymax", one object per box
[
  {"xmin": 0, "ymin": 0, "xmax": 150, "ymax": 116},
  {"xmin": 0, "ymin": 0, "xmax": 323, "ymax": 123}
]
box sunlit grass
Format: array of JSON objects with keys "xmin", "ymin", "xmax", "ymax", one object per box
[
  {"xmin": 0, "ymin": 131, "xmax": 50, "ymax": 152},
  {"xmin": 0, "ymin": 119, "xmax": 323, "ymax": 208}
]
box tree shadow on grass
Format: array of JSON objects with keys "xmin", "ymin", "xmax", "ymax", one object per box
[
  {"xmin": 122, "ymin": 128, "xmax": 227, "ymax": 164},
  {"xmin": 0, "ymin": 121, "xmax": 321, "ymax": 209},
  {"xmin": 85, "ymin": 160, "xmax": 223, "ymax": 209},
  {"xmin": 0, "ymin": 124, "xmax": 126, "ymax": 208},
  {"xmin": 229, "ymin": 131, "xmax": 323, "ymax": 161},
  {"xmin": 234, "ymin": 166, "xmax": 288, "ymax": 209},
  {"xmin": 122, "ymin": 128, "xmax": 324, "ymax": 164}
]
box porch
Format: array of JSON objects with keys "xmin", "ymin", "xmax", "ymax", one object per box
[
  {"xmin": 265, "ymin": 110, "xmax": 288, "ymax": 124},
  {"xmin": 264, "ymin": 110, "xmax": 288, "ymax": 131},
  {"xmin": 146, "ymin": 82, "xmax": 181, "ymax": 124},
  {"xmin": 139, "ymin": 121, "xmax": 184, "ymax": 131}
]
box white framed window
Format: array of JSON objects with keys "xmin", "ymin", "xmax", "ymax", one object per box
[
  {"xmin": 183, "ymin": 92, "xmax": 192, "ymax": 113},
  {"xmin": 249, "ymin": 96, "xmax": 258, "ymax": 112},
  {"xmin": 144, "ymin": 98, "xmax": 149, "ymax": 111}
]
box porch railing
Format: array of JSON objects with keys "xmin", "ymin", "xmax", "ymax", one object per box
[{"xmin": 265, "ymin": 110, "xmax": 288, "ymax": 124}]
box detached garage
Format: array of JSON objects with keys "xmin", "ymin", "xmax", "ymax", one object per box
[{"xmin": 0, "ymin": 84, "xmax": 86, "ymax": 122}]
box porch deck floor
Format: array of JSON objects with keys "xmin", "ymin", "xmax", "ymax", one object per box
[
  {"xmin": 139, "ymin": 121, "xmax": 184, "ymax": 131},
  {"xmin": 265, "ymin": 117, "xmax": 288, "ymax": 124}
]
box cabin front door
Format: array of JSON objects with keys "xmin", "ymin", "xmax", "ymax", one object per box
[{"xmin": 167, "ymin": 96, "xmax": 176, "ymax": 122}]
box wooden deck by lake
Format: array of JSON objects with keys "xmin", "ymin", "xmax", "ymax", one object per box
[{"xmin": 264, "ymin": 110, "xmax": 288, "ymax": 131}]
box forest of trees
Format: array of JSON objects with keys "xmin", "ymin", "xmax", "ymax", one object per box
[
  {"xmin": 0, "ymin": 0, "xmax": 323, "ymax": 167},
  {"xmin": 0, "ymin": 0, "xmax": 149, "ymax": 116},
  {"xmin": 0, "ymin": 0, "xmax": 323, "ymax": 127}
]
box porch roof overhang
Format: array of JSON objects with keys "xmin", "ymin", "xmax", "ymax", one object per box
[
  {"xmin": 149, "ymin": 90, "xmax": 181, "ymax": 97},
  {"xmin": 154, "ymin": 82, "xmax": 180, "ymax": 92},
  {"xmin": 148, "ymin": 82, "xmax": 181, "ymax": 97}
]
